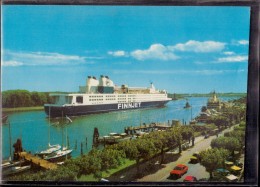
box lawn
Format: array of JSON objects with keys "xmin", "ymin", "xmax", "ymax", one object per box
[{"xmin": 78, "ymin": 159, "xmax": 136, "ymax": 182}]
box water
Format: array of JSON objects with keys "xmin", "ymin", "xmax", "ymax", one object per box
[{"xmin": 1, "ymin": 97, "xmax": 237, "ymax": 159}]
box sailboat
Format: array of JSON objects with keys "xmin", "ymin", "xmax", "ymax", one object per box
[
  {"xmin": 1, "ymin": 122, "xmax": 30, "ymax": 177},
  {"xmin": 189, "ymin": 106, "xmax": 197, "ymax": 124},
  {"xmin": 35, "ymin": 107, "xmax": 61, "ymax": 157},
  {"xmin": 43, "ymin": 112, "xmax": 73, "ymax": 162},
  {"xmin": 1, "ymin": 122, "xmax": 21, "ymax": 169},
  {"xmin": 2, "ymin": 113, "xmax": 8, "ymax": 124}
]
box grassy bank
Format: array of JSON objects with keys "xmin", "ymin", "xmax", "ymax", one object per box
[
  {"xmin": 78, "ymin": 159, "xmax": 135, "ymax": 182},
  {"xmin": 2, "ymin": 106, "xmax": 44, "ymax": 113}
]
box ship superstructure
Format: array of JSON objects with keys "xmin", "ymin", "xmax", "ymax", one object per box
[{"xmin": 44, "ymin": 75, "xmax": 172, "ymax": 117}]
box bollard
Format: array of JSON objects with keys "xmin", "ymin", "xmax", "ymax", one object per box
[
  {"xmin": 81, "ymin": 142, "xmax": 83, "ymax": 155},
  {"xmin": 75, "ymin": 140, "xmax": 77, "ymax": 150}
]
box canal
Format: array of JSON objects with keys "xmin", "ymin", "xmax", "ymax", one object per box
[{"xmin": 1, "ymin": 97, "xmax": 236, "ymax": 159}]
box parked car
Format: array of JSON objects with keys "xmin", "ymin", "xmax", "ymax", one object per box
[
  {"xmin": 190, "ymin": 152, "xmax": 200, "ymax": 163},
  {"xmin": 234, "ymin": 160, "xmax": 243, "ymax": 168},
  {"xmin": 213, "ymin": 168, "xmax": 230, "ymax": 177},
  {"xmin": 183, "ymin": 175, "xmax": 197, "ymax": 182},
  {"xmin": 225, "ymin": 174, "xmax": 238, "ymax": 182},
  {"xmin": 204, "ymin": 134, "xmax": 209, "ymax": 139},
  {"xmin": 181, "ymin": 142, "xmax": 190, "ymax": 150},
  {"xmin": 170, "ymin": 164, "xmax": 188, "ymax": 178},
  {"xmin": 100, "ymin": 178, "xmax": 109, "ymax": 182},
  {"xmin": 230, "ymin": 165, "xmax": 242, "ymax": 176}
]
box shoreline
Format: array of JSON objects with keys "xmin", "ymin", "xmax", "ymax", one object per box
[{"xmin": 2, "ymin": 106, "xmax": 44, "ymax": 113}]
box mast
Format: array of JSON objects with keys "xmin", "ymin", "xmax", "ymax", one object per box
[
  {"xmin": 48, "ymin": 106, "xmax": 50, "ymax": 146},
  {"xmin": 191, "ymin": 105, "xmax": 193, "ymax": 121},
  {"xmin": 8, "ymin": 122, "xmax": 12, "ymax": 161},
  {"xmin": 62, "ymin": 111, "xmax": 64, "ymax": 149},
  {"xmin": 139, "ymin": 111, "xmax": 142, "ymax": 126}
]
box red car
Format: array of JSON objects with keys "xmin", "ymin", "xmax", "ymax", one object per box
[
  {"xmin": 183, "ymin": 175, "xmax": 197, "ymax": 182},
  {"xmin": 170, "ymin": 164, "xmax": 188, "ymax": 178}
]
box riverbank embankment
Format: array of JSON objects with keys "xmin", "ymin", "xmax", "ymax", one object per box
[{"xmin": 2, "ymin": 106, "xmax": 44, "ymax": 113}]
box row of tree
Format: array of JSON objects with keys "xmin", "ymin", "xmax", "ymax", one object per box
[
  {"xmin": 2, "ymin": 90, "xmax": 53, "ymax": 108},
  {"xmin": 200, "ymin": 121, "xmax": 246, "ymax": 180}
]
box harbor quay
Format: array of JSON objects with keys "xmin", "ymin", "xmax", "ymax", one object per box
[{"xmin": 93, "ymin": 120, "xmax": 180, "ymax": 145}]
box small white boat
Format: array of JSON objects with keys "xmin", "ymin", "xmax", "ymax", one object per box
[
  {"xmin": 1, "ymin": 160, "xmax": 25, "ymax": 170},
  {"xmin": 43, "ymin": 147, "xmax": 73, "ymax": 162},
  {"xmin": 36, "ymin": 144, "xmax": 61, "ymax": 156},
  {"xmin": 2, "ymin": 165, "xmax": 31, "ymax": 177}
]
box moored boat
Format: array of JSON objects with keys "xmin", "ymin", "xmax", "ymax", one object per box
[
  {"xmin": 2, "ymin": 165, "xmax": 31, "ymax": 177},
  {"xmin": 1, "ymin": 160, "xmax": 25, "ymax": 170},
  {"xmin": 43, "ymin": 147, "xmax": 73, "ymax": 162},
  {"xmin": 184, "ymin": 99, "xmax": 191, "ymax": 109},
  {"xmin": 35, "ymin": 144, "xmax": 61, "ymax": 157},
  {"xmin": 2, "ymin": 114, "xmax": 8, "ymax": 124},
  {"xmin": 36, "ymin": 107, "xmax": 62, "ymax": 158}
]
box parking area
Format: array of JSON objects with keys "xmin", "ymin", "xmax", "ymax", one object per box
[{"xmin": 164, "ymin": 153, "xmax": 209, "ymax": 182}]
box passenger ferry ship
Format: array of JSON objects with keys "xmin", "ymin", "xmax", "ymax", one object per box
[{"xmin": 44, "ymin": 75, "xmax": 172, "ymax": 117}]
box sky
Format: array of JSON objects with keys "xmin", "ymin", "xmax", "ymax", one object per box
[{"xmin": 1, "ymin": 6, "xmax": 250, "ymax": 93}]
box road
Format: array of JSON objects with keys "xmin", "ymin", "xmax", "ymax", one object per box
[{"xmin": 107, "ymin": 125, "xmax": 238, "ymax": 182}]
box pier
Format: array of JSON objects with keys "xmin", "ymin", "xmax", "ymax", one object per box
[
  {"xmin": 124, "ymin": 122, "xmax": 176, "ymax": 135},
  {"xmin": 95, "ymin": 122, "xmax": 178, "ymax": 146},
  {"xmin": 18, "ymin": 152, "xmax": 57, "ymax": 170}
]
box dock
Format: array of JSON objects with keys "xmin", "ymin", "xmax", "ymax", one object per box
[
  {"xmin": 124, "ymin": 122, "xmax": 172, "ymax": 134},
  {"xmin": 18, "ymin": 152, "xmax": 57, "ymax": 170},
  {"xmin": 96, "ymin": 122, "xmax": 174, "ymax": 145},
  {"xmin": 93, "ymin": 121, "xmax": 180, "ymax": 146}
]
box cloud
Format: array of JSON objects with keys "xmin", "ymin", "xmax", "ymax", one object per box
[
  {"xmin": 131, "ymin": 44, "xmax": 179, "ymax": 61},
  {"xmin": 238, "ymin": 40, "xmax": 249, "ymax": 45},
  {"xmin": 217, "ymin": 55, "xmax": 248, "ymax": 63},
  {"xmin": 223, "ymin": 51, "xmax": 235, "ymax": 55},
  {"xmin": 112, "ymin": 69, "xmax": 245, "ymax": 75},
  {"xmin": 2, "ymin": 50, "xmax": 88, "ymax": 66},
  {"xmin": 108, "ymin": 40, "xmax": 226, "ymax": 61},
  {"xmin": 171, "ymin": 40, "xmax": 226, "ymax": 53},
  {"xmin": 231, "ymin": 40, "xmax": 249, "ymax": 46},
  {"xmin": 108, "ymin": 50, "xmax": 128, "ymax": 57},
  {"xmin": 2, "ymin": 60, "xmax": 23, "ymax": 67}
]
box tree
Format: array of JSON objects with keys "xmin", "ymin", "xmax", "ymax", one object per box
[
  {"xmin": 224, "ymin": 130, "xmax": 245, "ymax": 152},
  {"xmin": 211, "ymin": 137, "xmax": 240, "ymax": 156},
  {"xmin": 2, "ymin": 90, "xmax": 53, "ymax": 108},
  {"xmin": 211, "ymin": 116, "xmax": 229, "ymax": 130},
  {"xmin": 134, "ymin": 138, "xmax": 156, "ymax": 175},
  {"xmin": 200, "ymin": 148, "xmax": 230, "ymax": 179}
]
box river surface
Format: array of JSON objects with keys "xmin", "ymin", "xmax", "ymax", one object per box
[{"xmin": 1, "ymin": 97, "xmax": 237, "ymax": 159}]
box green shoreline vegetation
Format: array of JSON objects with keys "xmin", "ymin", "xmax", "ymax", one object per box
[
  {"xmin": 5, "ymin": 97, "xmax": 246, "ymax": 182},
  {"xmin": 168, "ymin": 92, "xmax": 246, "ymax": 100},
  {"xmin": 2, "ymin": 90, "xmax": 246, "ymax": 113}
]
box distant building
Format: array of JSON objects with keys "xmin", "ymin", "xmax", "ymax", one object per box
[{"xmin": 207, "ymin": 91, "xmax": 222, "ymax": 110}]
